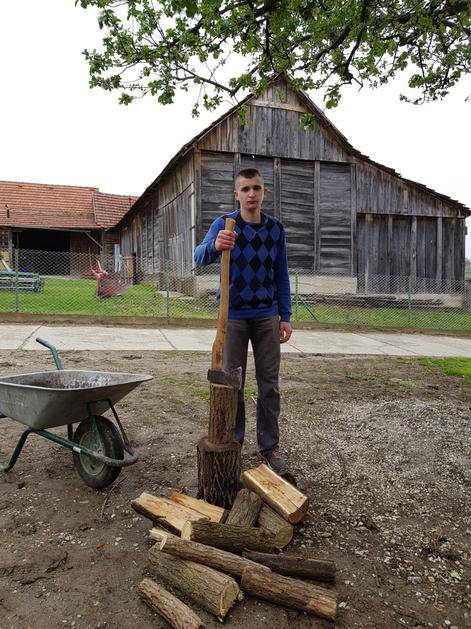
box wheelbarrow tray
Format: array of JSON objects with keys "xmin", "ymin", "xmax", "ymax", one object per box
[{"xmin": 0, "ymin": 370, "xmax": 152, "ymax": 430}]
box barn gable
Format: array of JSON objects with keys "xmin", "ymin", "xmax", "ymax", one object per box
[{"xmin": 117, "ymin": 76, "xmax": 468, "ymax": 291}]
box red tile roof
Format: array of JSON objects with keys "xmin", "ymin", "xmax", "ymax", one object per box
[{"xmin": 0, "ymin": 180, "xmax": 137, "ymax": 229}]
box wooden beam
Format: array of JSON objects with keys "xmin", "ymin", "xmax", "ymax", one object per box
[
  {"xmin": 274, "ymin": 157, "xmax": 281, "ymax": 221},
  {"xmin": 410, "ymin": 216, "xmax": 417, "ymax": 292},
  {"xmin": 436, "ymin": 216, "xmax": 443, "ymax": 283},
  {"xmin": 252, "ymin": 100, "xmax": 310, "ymax": 114},
  {"xmin": 314, "ymin": 160, "xmax": 320, "ymax": 272},
  {"xmin": 193, "ymin": 149, "xmax": 202, "ymax": 244},
  {"xmin": 350, "ymin": 163, "xmax": 357, "ymax": 276}
]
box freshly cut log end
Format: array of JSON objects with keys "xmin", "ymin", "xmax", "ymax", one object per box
[
  {"xmin": 242, "ymin": 550, "xmax": 336, "ymax": 583},
  {"xmin": 226, "ymin": 488, "xmax": 262, "ymax": 527},
  {"xmin": 181, "ymin": 520, "xmax": 276, "ymax": 553},
  {"xmin": 241, "ymin": 464, "xmax": 309, "ymax": 524},
  {"xmin": 241, "ymin": 566, "xmax": 337, "ymax": 621},
  {"xmin": 257, "ymin": 504, "xmax": 294, "ymax": 549},
  {"xmin": 197, "ymin": 437, "xmax": 241, "ymax": 509},
  {"xmin": 131, "ymin": 493, "xmax": 209, "ymax": 533},
  {"xmin": 169, "ymin": 490, "xmax": 227, "ymax": 523},
  {"xmin": 138, "ymin": 578, "xmax": 205, "ymax": 629},
  {"xmin": 148, "ymin": 547, "xmax": 240, "ymax": 620}
]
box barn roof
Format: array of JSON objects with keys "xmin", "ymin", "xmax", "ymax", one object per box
[
  {"xmin": 118, "ymin": 77, "xmax": 469, "ymax": 226},
  {"xmin": 0, "ymin": 180, "xmax": 137, "ymax": 230}
]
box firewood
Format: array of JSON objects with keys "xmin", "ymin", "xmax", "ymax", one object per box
[
  {"xmin": 148, "ymin": 546, "xmax": 240, "ymax": 620},
  {"xmin": 257, "ymin": 504, "xmax": 294, "ymax": 549},
  {"xmin": 225, "ymin": 489, "xmax": 262, "ymax": 527},
  {"xmin": 208, "ymin": 382, "xmax": 238, "ymax": 444},
  {"xmin": 241, "ymin": 566, "xmax": 337, "ymax": 621},
  {"xmin": 131, "ymin": 493, "xmax": 208, "ymax": 533},
  {"xmin": 149, "ymin": 526, "xmax": 179, "ymax": 542},
  {"xmin": 197, "ymin": 437, "xmax": 241, "ymax": 508},
  {"xmin": 242, "ymin": 551, "xmax": 336, "ymax": 583},
  {"xmin": 241, "ymin": 464, "xmax": 309, "ymax": 524},
  {"xmin": 181, "ymin": 520, "xmax": 276, "ymax": 553},
  {"xmin": 138, "ymin": 578, "xmax": 204, "ymax": 629},
  {"xmin": 152, "ymin": 530, "xmax": 270, "ymax": 578},
  {"xmin": 169, "ymin": 491, "xmax": 226, "ymax": 523}
]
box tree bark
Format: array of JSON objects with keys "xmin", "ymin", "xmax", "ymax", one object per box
[
  {"xmin": 226, "ymin": 488, "xmax": 262, "ymax": 527},
  {"xmin": 148, "ymin": 547, "xmax": 240, "ymax": 620},
  {"xmin": 208, "ymin": 383, "xmax": 238, "ymax": 443},
  {"xmin": 241, "ymin": 464, "xmax": 309, "ymax": 524},
  {"xmin": 181, "ymin": 520, "xmax": 276, "ymax": 553},
  {"xmin": 153, "ymin": 531, "xmax": 270, "ymax": 578},
  {"xmin": 241, "ymin": 567, "xmax": 337, "ymax": 621},
  {"xmin": 131, "ymin": 493, "xmax": 208, "ymax": 533},
  {"xmin": 241, "ymin": 551, "xmax": 336, "ymax": 583},
  {"xmin": 257, "ymin": 504, "xmax": 294, "ymax": 549},
  {"xmin": 197, "ymin": 437, "xmax": 241, "ymax": 509},
  {"xmin": 138, "ymin": 578, "xmax": 204, "ymax": 629},
  {"xmin": 169, "ymin": 491, "xmax": 227, "ymax": 523}
]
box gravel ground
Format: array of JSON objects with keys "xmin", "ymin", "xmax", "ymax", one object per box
[{"xmin": 0, "ymin": 350, "xmax": 470, "ymax": 629}]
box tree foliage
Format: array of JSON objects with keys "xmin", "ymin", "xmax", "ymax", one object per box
[{"xmin": 76, "ymin": 0, "xmax": 471, "ymax": 111}]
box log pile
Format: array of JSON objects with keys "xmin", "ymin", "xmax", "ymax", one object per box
[{"xmin": 132, "ymin": 464, "xmax": 340, "ymax": 627}]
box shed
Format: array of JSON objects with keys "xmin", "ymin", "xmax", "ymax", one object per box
[
  {"xmin": 116, "ymin": 77, "xmax": 469, "ymax": 301},
  {"xmin": 0, "ymin": 180, "xmax": 136, "ymax": 275}
]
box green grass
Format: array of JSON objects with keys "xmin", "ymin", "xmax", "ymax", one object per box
[
  {"xmin": 0, "ymin": 276, "xmax": 469, "ymax": 332},
  {"xmin": 419, "ymin": 357, "xmax": 471, "ymax": 385}
]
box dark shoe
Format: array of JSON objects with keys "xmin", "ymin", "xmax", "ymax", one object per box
[{"xmin": 262, "ymin": 450, "xmax": 286, "ymax": 475}]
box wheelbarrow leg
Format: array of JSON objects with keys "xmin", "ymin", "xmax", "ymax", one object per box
[{"xmin": 0, "ymin": 428, "xmax": 33, "ymax": 472}]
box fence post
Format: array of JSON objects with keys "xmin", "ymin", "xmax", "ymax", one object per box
[
  {"xmin": 14, "ymin": 248, "xmax": 19, "ymax": 313},
  {"xmin": 295, "ymin": 271, "xmax": 299, "ymax": 321},
  {"xmin": 407, "ymin": 275, "xmax": 412, "ymax": 327}
]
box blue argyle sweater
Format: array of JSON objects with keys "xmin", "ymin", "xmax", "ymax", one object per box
[{"xmin": 194, "ymin": 210, "xmax": 291, "ymax": 322}]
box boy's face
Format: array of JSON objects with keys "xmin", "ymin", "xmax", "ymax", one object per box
[{"xmin": 234, "ymin": 175, "xmax": 266, "ymax": 213}]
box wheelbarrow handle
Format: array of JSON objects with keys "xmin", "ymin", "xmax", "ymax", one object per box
[{"xmin": 35, "ymin": 337, "xmax": 63, "ymax": 370}]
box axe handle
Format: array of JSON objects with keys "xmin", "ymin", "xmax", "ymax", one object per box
[{"xmin": 211, "ymin": 217, "xmax": 236, "ymax": 371}]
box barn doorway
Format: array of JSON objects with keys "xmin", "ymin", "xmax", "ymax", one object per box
[{"xmin": 18, "ymin": 228, "xmax": 70, "ymax": 275}]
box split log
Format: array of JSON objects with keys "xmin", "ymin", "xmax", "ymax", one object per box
[
  {"xmin": 225, "ymin": 489, "xmax": 262, "ymax": 527},
  {"xmin": 169, "ymin": 491, "xmax": 226, "ymax": 523},
  {"xmin": 153, "ymin": 531, "xmax": 270, "ymax": 578},
  {"xmin": 131, "ymin": 493, "xmax": 208, "ymax": 533},
  {"xmin": 148, "ymin": 546, "xmax": 240, "ymax": 620},
  {"xmin": 242, "ymin": 551, "xmax": 336, "ymax": 583},
  {"xmin": 149, "ymin": 526, "xmax": 179, "ymax": 542},
  {"xmin": 138, "ymin": 578, "xmax": 204, "ymax": 629},
  {"xmin": 181, "ymin": 520, "xmax": 276, "ymax": 553},
  {"xmin": 241, "ymin": 567, "xmax": 337, "ymax": 621},
  {"xmin": 241, "ymin": 464, "xmax": 309, "ymax": 524},
  {"xmin": 257, "ymin": 504, "xmax": 294, "ymax": 549},
  {"xmin": 197, "ymin": 437, "xmax": 241, "ymax": 509},
  {"xmin": 208, "ymin": 383, "xmax": 238, "ymax": 444}
]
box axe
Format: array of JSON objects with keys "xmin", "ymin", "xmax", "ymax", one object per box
[{"xmin": 207, "ymin": 217, "xmax": 242, "ymax": 390}]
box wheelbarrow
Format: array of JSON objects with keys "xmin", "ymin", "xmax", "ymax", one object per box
[{"xmin": 0, "ymin": 338, "xmax": 152, "ymax": 489}]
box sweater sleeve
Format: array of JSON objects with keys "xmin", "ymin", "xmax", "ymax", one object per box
[
  {"xmin": 194, "ymin": 217, "xmax": 224, "ymax": 266},
  {"xmin": 274, "ymin": 225, "xmax": 292, "ymax": 322}
]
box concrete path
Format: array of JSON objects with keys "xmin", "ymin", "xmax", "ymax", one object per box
[{"xmin": 0, "ymin": 324, "xmax": 470, "ymax": 357}]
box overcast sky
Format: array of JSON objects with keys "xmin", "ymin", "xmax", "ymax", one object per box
[{"xmin": 1, "ymin": 1, "xmax": 469, "ymax": 255}]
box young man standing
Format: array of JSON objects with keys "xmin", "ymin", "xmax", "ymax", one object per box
[{"xmin": 194, "ymin": 168, "xmax": 292, "ymax": 474}]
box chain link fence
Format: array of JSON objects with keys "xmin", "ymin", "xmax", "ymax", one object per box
[{"xmin": 0, "ymin": 248, "xmax": 470, "ymax": 332}]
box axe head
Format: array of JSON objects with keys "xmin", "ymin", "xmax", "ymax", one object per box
[{"xmin": 207, "ymin": 366, "xmax": 242, "ymax": 389}]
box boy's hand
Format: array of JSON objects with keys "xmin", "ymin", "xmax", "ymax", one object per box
[
  {"xmin": 279, "ymin": 322, "xmax": 292, "ymax": 343},
  {"xmin": 215, "ymin": 229, "xmax": 237, "ymax": 252}
]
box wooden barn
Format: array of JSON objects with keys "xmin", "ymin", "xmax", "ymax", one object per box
[{"xmin": 116, "ymin": 77, "xmax": 469, "ymax": 301}]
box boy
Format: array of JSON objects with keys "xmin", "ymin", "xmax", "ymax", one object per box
[{"xmin": 194, "ymin": 168, "xmax": 292, "ymax": 474}]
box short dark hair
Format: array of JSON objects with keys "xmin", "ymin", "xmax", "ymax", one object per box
[{"xmin": 235, "ymin": 168, "xmax": 263, "ymax": 184}]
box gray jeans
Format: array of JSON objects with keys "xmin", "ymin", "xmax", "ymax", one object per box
[{"xmin": 222, "ymin": 316, "xmax": 281, "ymax": 453}]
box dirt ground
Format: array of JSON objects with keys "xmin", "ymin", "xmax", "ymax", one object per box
[{"xmin": 0, "ymin": 349, "xmax": 470, "ymax": 629}]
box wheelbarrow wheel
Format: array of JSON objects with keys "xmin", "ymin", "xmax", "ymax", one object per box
[{"xmin": 72, "ymin": 416, "xmax": 124, "ymax": 489}]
